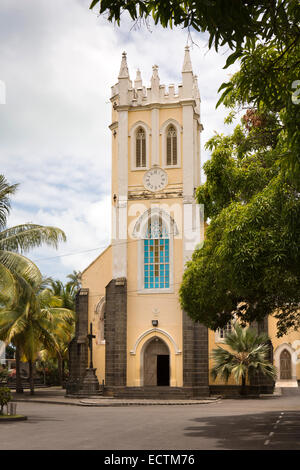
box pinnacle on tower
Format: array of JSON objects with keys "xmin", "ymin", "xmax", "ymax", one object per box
[
  {"xmin": 134, "ymin": 69, "xmax": 143, "ymax": 88},
  {"xmin": 182, "ymin": 46, "xmax": 193, "ymax": 73},
  {"xmin": 118, "ymin": 51, "xmax": 129, "ymax": 79},
  {"xmin": 151, "ymin": 65, "xmax": 160, "ymax": 99},
  {"xmin": 151, "ymin": 65, "xmax": 159, "ymax": 81}
]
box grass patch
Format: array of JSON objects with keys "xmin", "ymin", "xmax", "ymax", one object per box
[{"xmin": 0, "ymin": 414, "xmax": 24, "ymax": 419}]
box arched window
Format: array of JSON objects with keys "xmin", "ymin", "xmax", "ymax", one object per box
[
  {"xmin": 166, "ymin": 125, "xmax": 177, "ymax": 166},
  {"xmin": 95, "ymin": 298, "xmax": 105, "ymax": 344},
  {"xmin": 143, "ymin": 215, "xmax": 169, "ymax": 289},
  {"xmin": 136, "ymin": 127, "xmax": 146, "ymax": 168}
]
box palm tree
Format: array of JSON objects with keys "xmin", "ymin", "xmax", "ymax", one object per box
[
  {"xmin": 66, "ymin": 270, "xmax": 81, "ymax": 297},
  {"xmin": 0, "ymin": 175, "xmax": 66, "ymax": 392},
  {"xmin": 211, "ymin": 323, "xmax": 277, "ymax": 395},
  {"xmin": 0, "ymin": 282, "xmax": 75, "ymax": 394},
  {"xmin": 47, "ymin": 279, "xmax": 75, "ymax": 311},
  {"xmin": 38, "ymin": 283, "xmax": 75, "ymax": 385}
]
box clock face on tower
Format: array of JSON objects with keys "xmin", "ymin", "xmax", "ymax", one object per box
[{"xmin": 143, "ymin": 167, "xmax": 168, "ymax": 192}]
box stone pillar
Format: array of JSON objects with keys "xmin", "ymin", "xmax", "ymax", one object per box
[
  {"xmin": 66, "ymin": 288, "xmax": 89, "ymax": 395},
  {"xmin": 182, "ymin": 311, "xmax": 209, "ymax": 396},
  {"xmin": 250, "ymin": 317, "xmax": 274, "ymax": 392},
  {"xmin": 105, "ymin": 278, "xmax": 127, "ymax": 386}
]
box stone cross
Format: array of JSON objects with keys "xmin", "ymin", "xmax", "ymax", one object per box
[{"xmin": 87, "ymin": 322, "xmax": 96, "ymax": 369}]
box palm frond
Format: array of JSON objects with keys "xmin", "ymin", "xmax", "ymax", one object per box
[
  {"xmin": 0, "ymin": 224, "xmax": 66, "ymax": 252},
  {"xmin": 0, "ymin": 250, "xmax": 42, "ymax": 286},
  {"xmin": 0, "ymin": 263, "xmax": 18, "ymax": 305},
  {"xmin": 0, "ymin": 175, "xmax": 18, "ymax": 230}
]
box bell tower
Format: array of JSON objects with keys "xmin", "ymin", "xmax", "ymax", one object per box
[{"xmin": 76, "ymin": 47, "xmax": 209, "ymax": 397}]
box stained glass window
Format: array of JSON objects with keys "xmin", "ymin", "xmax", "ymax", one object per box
[{"xmin": 144, "ymin": 217, "xmax": 170, "ymax": 289}]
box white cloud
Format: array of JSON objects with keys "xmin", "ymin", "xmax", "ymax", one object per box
[{"xmin": 0, "ymin": 0, "xmax": 238, "ymax": 281}]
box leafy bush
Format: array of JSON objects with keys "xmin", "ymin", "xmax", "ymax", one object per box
[
  {"xmin": 0, "ymin": 368, "xmax": 8, "ymax": 383},
  {"xmin": 0, "ymin": 387, "xmax": 12, "ymax": 414}
]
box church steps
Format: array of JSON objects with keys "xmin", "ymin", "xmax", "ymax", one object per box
[{"xmin": 104, "ymin": 386, "xmax": 209, "ymax": 399}]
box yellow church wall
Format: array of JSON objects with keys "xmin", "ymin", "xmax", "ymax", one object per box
[
  {"xmin": 126, "ymin": 107, "xmax": 184, "ymax": 188},
  {"xmin": 81, "ymin": 245, "xmax": 112, "ymax": 384},
  {"xmin": 268, "ymin": 316, "xmax": 300, "ymax": 380},
  {"xmin": 126, "ymin": 197, "xmax": 184, "ymax": 386},
  {"xmin": 208, "ymin": 317, "xmax": 300, "ymax": 385},
  {"xmin": 128, "ymin": 109, "xmax": 152, "ymax": 187},
  {"xmin": 158, "ymin": 107, "xmax": 182, "ymax": 128},
  {"xmin": 208, "ymin": 329, "xmax": 238, "ymax": 386}
]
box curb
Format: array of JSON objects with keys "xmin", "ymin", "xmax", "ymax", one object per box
[
  {"xmin": 12, "ymin": 397, "xmax": 221, "ymax": 407},
  {"xmin": 79, "ymin": 399, "xmax": 222, "ymax": 407}
]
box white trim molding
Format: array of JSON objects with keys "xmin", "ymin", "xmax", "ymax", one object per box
[
  {"xmin": 94, "ymin": 297, "xmax": 106, "ymax": 345},
  {"xmin": 132, "ymin": 206, "xmax": 179, "ymax": 239},
  {"xmin": 160, "ymin": 118, "xmax": 182, "ymax": 169},
  {"xmin": 129, "ymin": 120, "xmax": 151, "ymax": 171},
  {"xmin": 130, "ymin": 328, "xmax": 182, "ymax": 355}
]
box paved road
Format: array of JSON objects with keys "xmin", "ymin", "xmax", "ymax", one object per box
[{"xmin": 1, "ymin": 390, "xmax": 300, "ymax": 450}]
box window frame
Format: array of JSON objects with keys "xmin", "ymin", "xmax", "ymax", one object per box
[
  {"xmin": 160, "ymin": 119, "xmax": 182, "ymax": 169},
  {"xmin": 215, "ymin": 322, "xmax": 232, "ymax": 344},
  {"xmin": 166, "ymin": 125, "xmax": 178, "ymax": 166},
  {"xmin": 134, "ymin": 208, "xmax": 177, "ymax": 294},
  {"xmin": 129, "ymin": 121, "xmax": 151, "ymax": 171}
]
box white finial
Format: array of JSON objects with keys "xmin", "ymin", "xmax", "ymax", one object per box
[
  {"xmin": 134, "ymin": 69, "xmax": 142, "ymax": 88},
  {"xmin": 118, "ymin": 51, "xmax": 129, "ymax": 79},
  {"xmin": 152, "ymin": 64, "xmax": 159, "ymax": 77},
  {"xmin": 151, "ymin": 65, "xmax": 160, "ymax": 88},
  {"xmin": 182, "ymin": 46, "xmax": 193, "ymax": 73}
]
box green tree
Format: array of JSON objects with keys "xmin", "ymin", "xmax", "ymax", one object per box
[
  {"xmin": 0, "ymin": 175, "xmax": 66, "ymax": 392},
  {"xmin": 180, "ymin": 41, "xmax": 300, "ymax": 336},
  {"xmin": 47, "ymin": 278, "xmax": 75, "ymax": 311},
  {"xmin": 0, "ymin": 387, "xmax": 11, "ymax": 414},
  {"xmin": 0, "ymin": 282, "xmax": 75, "ymax": 394},
  {"xmin": 66, "ymin": 270, "xmax": 81, "ymax": 298},
  {"xmin": 89, "ymin": 0, "xmax": 299, "ymax": 52},
  {"xmin": 37, "ymin": 284, "xmax": 75, "ymax": 387},
  {"xmin": 211, "ymin": 323, "xmax": 277, "ymax": 395},
  {"xmin": 39, "ymin": 279, "xmax": 76, "ymax": 385}
]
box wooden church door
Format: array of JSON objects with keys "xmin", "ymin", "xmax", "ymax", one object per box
[{"xmin": 280, "ymin": 349, "xmax": 292, "ymax": 380}]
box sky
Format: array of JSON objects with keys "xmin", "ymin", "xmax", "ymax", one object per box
[{"xmin": 0, "ymin": 0, "xmax": 238, "ymax": 282}]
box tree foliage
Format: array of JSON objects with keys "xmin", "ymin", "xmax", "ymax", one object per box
[
  {"xmin": 90, "ymin": 0, "xmax": 300, "ymax": 53},
  {"xmin": 0, "ymin": 175, "xmax": 67, "ymax": 392},
  {"xmin": 180, "ymin": 41, "xmax": 300, "ymax": 336},
  {"xmin": 0, "ymin": 387, "xmax": 11, "ymax": 414}
]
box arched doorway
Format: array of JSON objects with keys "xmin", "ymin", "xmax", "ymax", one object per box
[
  {"xmin": 143, "ymin": 337, "xmax": 170, "ymax": 386},
  {"xmin": 280, "ymin": 349, "xmax": 292, "ymax": 380}
]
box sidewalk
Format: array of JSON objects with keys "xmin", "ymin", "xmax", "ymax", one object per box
[{"xmin": 11, "ymin": 386, "xmax": 221, "ymax": 407}]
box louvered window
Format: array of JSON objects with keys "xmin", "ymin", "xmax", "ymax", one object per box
[
  {"xmin": 136, "ymin": 127, "xmax": 146, "ymax": 168},
  {"xmin": 166, "ymin": 126, "xmax": 177, "ymax": 166}
]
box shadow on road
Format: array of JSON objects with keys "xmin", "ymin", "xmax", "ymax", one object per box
[{"xmin": 184, "ymin": 411, "xmax": 300, "ymax": 450}]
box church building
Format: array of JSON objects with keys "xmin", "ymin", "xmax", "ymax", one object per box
[{"xmin": 67, "ymin": 48, "xmax": 300, "ymax": 398}]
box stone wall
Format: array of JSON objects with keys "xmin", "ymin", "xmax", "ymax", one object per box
[
  {"xmin": 250, "ymin": 317, "xmax": 275, "ymax": 388},
  {"xmin": 66, "ymin": 289, "xmax": 89, "ymax": 395},
  {"xmin": 105, "ymin": 278, "xmax": 127, "ymax": 386},
  {"xmin": 182, "ymin": 311, "xmax": 209, "ymax": 396}
]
